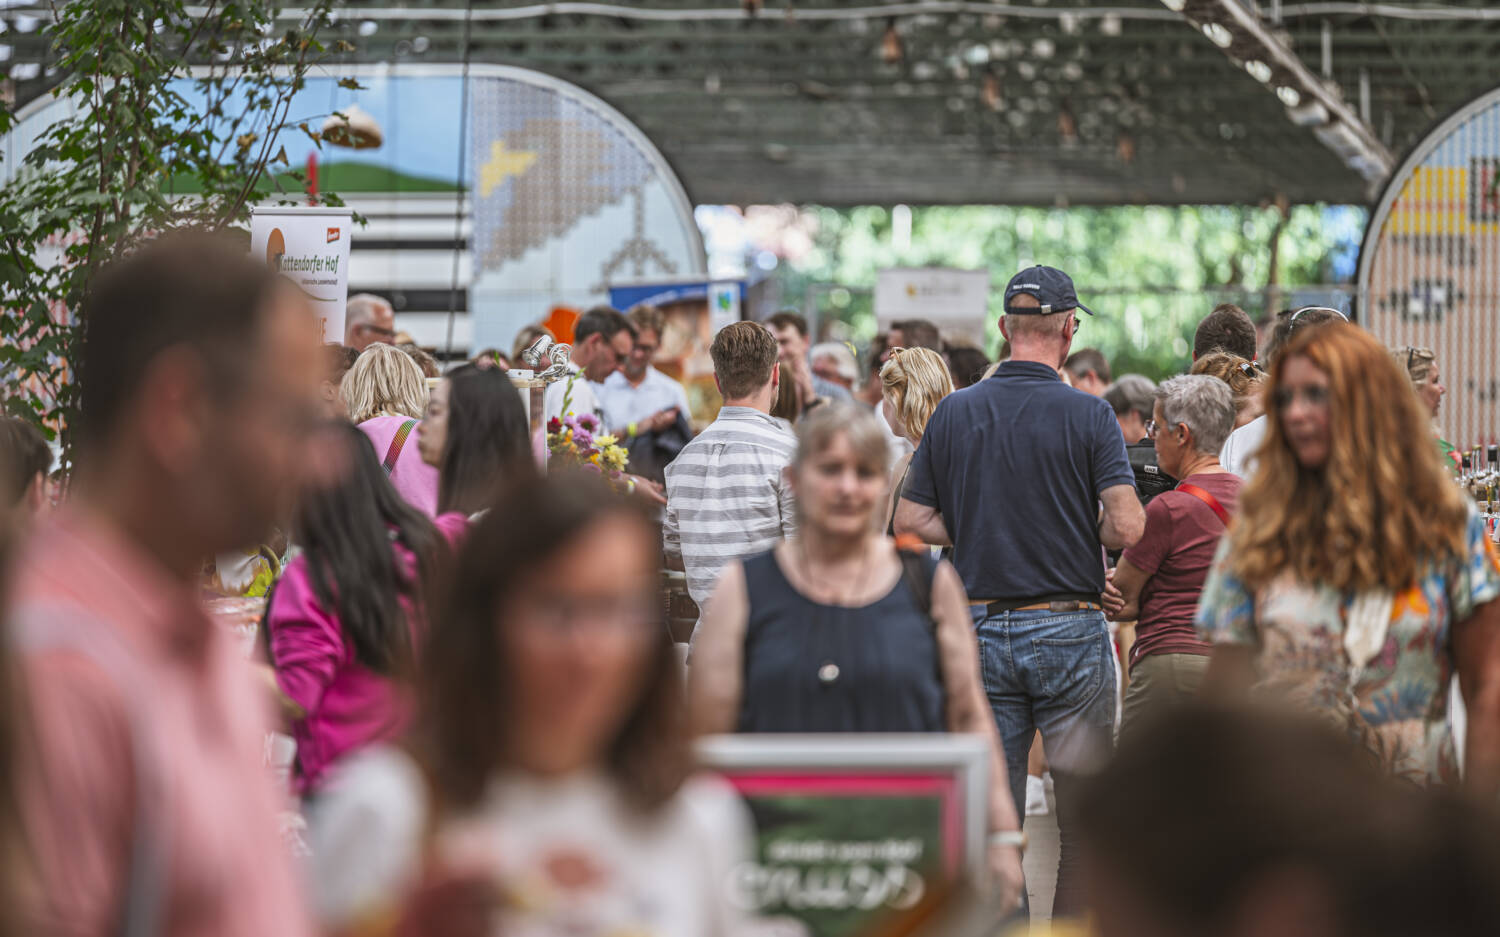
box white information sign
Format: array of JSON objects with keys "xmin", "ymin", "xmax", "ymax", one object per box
[
  {"xmin": 250, "ymin": 206, "xmax": 353, "ymax": 343},
  {"xmin": 875, "ymin": 267, "xmax": 991, "ymax": 345},
  {"xmin": 708, "ymin": 280, "xmax": 741, "ymax": 334}
]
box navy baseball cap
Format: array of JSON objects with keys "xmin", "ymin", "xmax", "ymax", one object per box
[{"xmin": 1003, "ymin": 265, "xmax": 1095, "ymax": 316}]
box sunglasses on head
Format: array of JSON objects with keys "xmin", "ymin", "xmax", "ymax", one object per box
[{"xmin": 1289, "ymin": 305, "xmax": 1349, "ymax": 323}]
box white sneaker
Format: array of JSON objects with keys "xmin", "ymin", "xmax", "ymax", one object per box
[{"xmin": 1025, "ymin": 773, "xmax": 1049, "ymax": 816}]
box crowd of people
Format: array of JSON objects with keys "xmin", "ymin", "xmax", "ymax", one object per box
[{"xmin": 2, "ymin": 232, "xmax": 1500, "ymax": 937}]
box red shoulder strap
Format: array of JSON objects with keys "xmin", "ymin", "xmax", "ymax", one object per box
[
  {"xmin": 383, "ymin": 420, "xmax": 418, "ymax": 475},
  {"xmin": 1176, "ymin": 482, "xmax": 1231, "ymax": 527}
]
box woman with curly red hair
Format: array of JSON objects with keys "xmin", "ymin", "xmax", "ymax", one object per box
[{"xmin": 1196, "ymin": 321, "xmax": 1500, "ymax": 794}]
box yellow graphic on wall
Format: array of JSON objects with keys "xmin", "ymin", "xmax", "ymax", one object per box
[
  {"xmin": 479, "ymin": 140, "xmax": 540, "ymax": 197},
  {"xmin": 1385, "ymin": 164, "xmax": 1500, "ymax": 235}
]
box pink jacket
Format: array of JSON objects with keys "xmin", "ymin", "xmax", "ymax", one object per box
[
  {"xmin": 357, "ymin": 415, "xmax": 441, "ymax": 517},
  {"xmin": 268, "ymin": 512, "xmax": 467, "ymax": 795}
]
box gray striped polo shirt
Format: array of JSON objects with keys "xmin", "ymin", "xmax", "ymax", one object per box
[{"xmin": 663, "ymin": 406, "xmax": 798, "ymax": 624}]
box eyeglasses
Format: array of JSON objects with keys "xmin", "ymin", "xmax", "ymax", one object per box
[
  {"xmin": 1237, "ymin": 361, "xmax": 1263, "ymax": 378},
  {"xmin": 1144, "ymin": 419, "xmax": 1157, "ymax": 438},
  {"xmin": 358, "ymin": 323, "xmax": 398, "ymax": 339},
  {"xmin": 517, "ymin": 594, "xmax": 660, "ymax": 640}
]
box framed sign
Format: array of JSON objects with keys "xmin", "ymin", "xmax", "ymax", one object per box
[
  {"xmin": 697, "ymin": 734, "xmax": 991, "ymax": 937},
  {"xmin": 250, "ymin": 206, "xmax": 353, "ymax": 343}
]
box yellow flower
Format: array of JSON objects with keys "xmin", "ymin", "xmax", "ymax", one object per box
[{"xmin": 596, "ymin": 433, "xmax": 618, "ymax": 447}]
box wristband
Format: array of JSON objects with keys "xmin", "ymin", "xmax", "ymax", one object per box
[
  {"xmin": 627, "ymin": 421, "xmax": 639, "ymax": 438},
  {"xmin": 989, "ymin": 830, "xmax": 1027, "ymax": 851}
]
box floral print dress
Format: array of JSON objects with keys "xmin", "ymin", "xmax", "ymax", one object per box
[{"xmin": 1195, "ymin": 505, "xmax": 1500, "ymax": 786}]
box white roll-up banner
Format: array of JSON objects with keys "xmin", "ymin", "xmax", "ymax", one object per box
[{"xmin": 250, "ymin": 206, "xmax": 353, "ymax": 344}]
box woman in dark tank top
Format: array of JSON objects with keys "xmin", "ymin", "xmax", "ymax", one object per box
[
  {"xmin": 686, "ymin": 403, "xmax": 1025, "ymax": 912},
  {"xmin": 735, "ymin": 543, "xmax": 943, "ymax": 732}
]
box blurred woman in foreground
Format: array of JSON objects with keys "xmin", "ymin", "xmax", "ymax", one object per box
[
  {"xmin": 689, "ymin": 404, "xmax": 1024, "ymax": 912},
  {"xmin": 1196, "ymin": 323, "xmax": 1500, "ymax": 792},
  {"xmin": 307, "ymin": 473, "xmax": 750, "ymax": 936}
]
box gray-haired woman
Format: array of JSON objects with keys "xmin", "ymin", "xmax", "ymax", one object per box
[
  {"xmin": 1103, "ymin": 374, "xmax": 1156, "ymax": 444},
  {"xmin": 1104, "ymin": 375, "xmax": 1241, "ymax": 732},
  {"xmin": 689, "ymin": 403, "xmax": 1025, "ymax": 912}
]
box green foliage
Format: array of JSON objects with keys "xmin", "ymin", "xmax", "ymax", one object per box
[
  {"xmin": 0, "ymin": 0, "xmax": 344, "ymax": 466},
  {"xmin": 781, "ymin": 204, "xmax": 1364, "ymax": 381}
]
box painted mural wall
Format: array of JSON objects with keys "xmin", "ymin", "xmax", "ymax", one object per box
[{"xmin": 1360, "ymin": 88, "xmax": 1500, "ymax": 448}]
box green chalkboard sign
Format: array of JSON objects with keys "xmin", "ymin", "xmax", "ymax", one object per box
[{"xmin": 698, "ymin": 734, "xmax": 991, "ymax": 937}]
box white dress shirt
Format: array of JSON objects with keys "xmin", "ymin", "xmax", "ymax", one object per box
[{"xmin": 598, "ymin": 366, "xmax": 691, "ymax": 432}]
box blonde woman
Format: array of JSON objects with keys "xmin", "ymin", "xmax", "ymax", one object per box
[
  {"xmin": 880, "ymin": 346, "xmax": 954, "ymax": 534},
  {"xmin": 1190, "ymin": 351, "xmax": 1266, "ymax": 429},
  {"xmin": 1392, "ymin": 345, "xmax": 1455, "ymax": 464},
  {"xmin": 342, "ymin": 343, "xmax": 439, "ymax": 516}
]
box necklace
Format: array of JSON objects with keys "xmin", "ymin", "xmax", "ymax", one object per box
[
  {"xmin": 795, "ymin": 536, "xmax": 878, "ymax": 607},
  {"xmin": 794, "ymin": 536, "xmax": 881, "ymax": 689}
]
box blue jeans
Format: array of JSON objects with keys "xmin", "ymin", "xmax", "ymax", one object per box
[{"xmin": 971, "ymin": 606, "xmax": 1117, "ymax": 921}]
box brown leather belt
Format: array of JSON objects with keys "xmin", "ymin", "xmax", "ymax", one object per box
[{"xmin": 970, "ymin": 599, "xmax": 1103, "ymax": 614}]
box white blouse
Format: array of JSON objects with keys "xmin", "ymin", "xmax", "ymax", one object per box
[{"xmin": 307, "ymin": 746, "xmax": 754, "ymax": 937}]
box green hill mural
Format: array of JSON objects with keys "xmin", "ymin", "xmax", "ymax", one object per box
[{"xmin": 169, "ymin": 160, "xmax": 463, "ymax": 196}]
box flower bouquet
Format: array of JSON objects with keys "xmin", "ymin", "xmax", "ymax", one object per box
[{"xmin": 546, "ymin": 410, "xmax": 631, "ymax": 489}]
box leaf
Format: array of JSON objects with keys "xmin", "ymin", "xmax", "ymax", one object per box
[{"xmin": 336, "ymin": 77, "xmax": 366, "ymax": 91}]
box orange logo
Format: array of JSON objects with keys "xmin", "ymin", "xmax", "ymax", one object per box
[
  {"xmin": 326, "ymin": 226, "xmax": 340, "ymax": 243},
  {"xmin": 266, "ymin": 228, "xmax": 285, "ymax": 272}
]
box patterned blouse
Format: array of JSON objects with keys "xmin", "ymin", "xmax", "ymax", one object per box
[{"xmin": 1195, "ymin": 505, "xmax": 1500, "ymax": 786}]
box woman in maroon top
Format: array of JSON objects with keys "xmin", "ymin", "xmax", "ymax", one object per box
[{"xmin": 1105, "ymin": 375, "xmax": 1241, "ymax": 733}]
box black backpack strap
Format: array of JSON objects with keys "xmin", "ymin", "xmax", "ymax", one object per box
[{"xmin": 898, "ymin": 547, "xmax": 937, "ymax": 625}]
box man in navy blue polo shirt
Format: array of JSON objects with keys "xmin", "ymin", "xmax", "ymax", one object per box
[{"xmin": 895, "ymin": 265, "xmax": 1144, "ymax": 919}]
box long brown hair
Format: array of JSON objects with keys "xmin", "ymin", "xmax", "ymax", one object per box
[
  {"xmin": 1228, "ymin": 323, "xmax": 1469, "ymax": 593},
  {"xmin": 413, "ymin": 472, "xmax": 689, "ymax": 812}
]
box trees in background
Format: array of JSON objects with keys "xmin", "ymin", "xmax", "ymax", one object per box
[
  {"xmin": 0, "ymin": 0, "xmax": 349, "ymax": 470},
  {"xmin": 778, "ymin": 203, "xmax": 1364, "ymax": 379}
]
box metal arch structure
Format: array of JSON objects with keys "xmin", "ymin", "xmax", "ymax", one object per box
[
  {"xmin": 0, "ymin": 60, "xmax": 709, "ymax": 350},
  {"xmin": 2, "ymin": 1, "xmax": 1500, "ymax": 205},
  {"xmin": 1357, "ymin": 83, "xmax": 1500, "ymax": 449}
]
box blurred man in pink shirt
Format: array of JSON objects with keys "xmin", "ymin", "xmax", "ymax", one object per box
[{"xmin": 6, "ymin": 235, "xmax": 325, "ymax": 937}]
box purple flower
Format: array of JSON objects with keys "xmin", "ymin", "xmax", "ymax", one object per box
[{"xmin": 576, "ymin": 412, "xmax": 601, "ymax": 433}]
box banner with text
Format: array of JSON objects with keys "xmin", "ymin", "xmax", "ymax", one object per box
[
  {"xmin": 250, "ymin": 206, "xmax": 353, "ymax": 343},
  {"xmin": 874, "ymin": 268, "xmax": 991, "ymax": 347}
]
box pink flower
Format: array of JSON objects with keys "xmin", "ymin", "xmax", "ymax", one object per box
[{"xmin": 576, "ymin": 413, "xmax": 601, "ymax": 433}]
